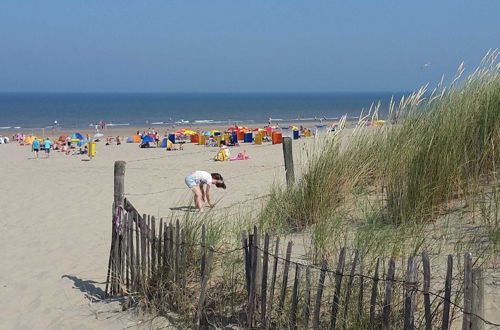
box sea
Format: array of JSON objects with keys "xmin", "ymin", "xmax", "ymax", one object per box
[{"xmin": 0, "ymin": 92, "xmax": 406, "ymax": 130}]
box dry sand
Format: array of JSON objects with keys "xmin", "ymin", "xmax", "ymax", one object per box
[{"xmin": 0, "ymin": 135, "xmax": 304, "ymax": 329}]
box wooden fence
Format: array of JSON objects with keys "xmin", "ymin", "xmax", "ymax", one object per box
[{"xmin": 105, "ymin": 204, "xmax": 492, "ymax": 329}]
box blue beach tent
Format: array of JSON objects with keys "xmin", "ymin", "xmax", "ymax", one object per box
[
  {"xmin": 160, "ymin": 138, "xmax": 168, "ymax": 148},
  {"xmin": 142, "ymin": 135, "xmax": 154, "ymax": 143}
]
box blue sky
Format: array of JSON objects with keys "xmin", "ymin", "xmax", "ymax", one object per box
[{"xmin": 0, "ymin": 0, "xmax": 499, "ymax": 93}]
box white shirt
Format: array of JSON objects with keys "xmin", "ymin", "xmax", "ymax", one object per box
[{"xmin": 191, "ymin": 171, "xmax": 213, "ymax": 186}]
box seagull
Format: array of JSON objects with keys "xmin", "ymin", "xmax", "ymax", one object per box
[{"xmin": 421, "ymin": 62, "xmax": 431, "ymax": 69}]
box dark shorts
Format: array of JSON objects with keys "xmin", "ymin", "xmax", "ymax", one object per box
[
  {"xmin": 33, "ymin": 148, "xmax": 39, "ymax": 152},
  {"xmin": 45, "ymin": 148, "xmax": 50, "ymax": 153}
]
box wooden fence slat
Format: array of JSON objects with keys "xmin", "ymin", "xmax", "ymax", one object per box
[
  {"xmin": 329, "ymin": 247, "xmax": 346, "ymax": 330},
  {"xmin": 124, "ymin": 214, "xmax": 130, "ymax": 290},
  {"xmin": 358, "ymin": 255, "xmax": 364, "ymax": 320},
  {"xmin": 261, "ymin": 233, "xmax": 270, "ymax": 328},
  {"xmin": 151, "ymin": 216, "xmax": 156, "ymax": 275},
  {"xmin": 266, "ymin": 237, "xmax": 280, "ymax": 328},
  {"xmin": 290, "ymin": 263, "xmax": 301, "ymax": 330},
  {"xmin": 304, "ymin": 265, "xmax": 312, "ymax": 329},
  {"xmin": 342, "ymin": 249, "xmax": 359, "ymax": 328},
  {"xmin": 128, "ymin": 213, "xmax": 135, "ymax": 292},
  {"xmin": 441, "ymin": 255, "xmax": 453, "ymax": 330},
  {"xmin": 140, "ymin": 214, "xmax": 147, "ymax": 287},
  {"xmin": 422, "ymin": 252, "xmax": 432, "ymax": 330},
  {"xmin": 381, "ymin": 258, "xmax": 396, "ymax": 330},
  {"xmin": 158, "ymin": 218, "xmax": 163, "ymax": 272},
  {"xmin": 135, "ymin": 212, "xmax": 141, "ymax": 288},
  {"xmin": 471, "ymin": 269, "xmax": 484, "ymax": 330},
  {"xmin": 163, "ymin": 228, "xmax": 168, "ymax": 277},
  {"xmin": 196, "ymin": 246, "xmax": 215, "ymax": 329},
  {"xmin": 313, "ymin": 260, "xmax": 327, "ymax": 329},
  {"xmin": 462, "ymin": 253, "xmax": 473, "ymax": 330},
  {"xmin": 201, "ymin": 224, "xmax": 206, "ymax": 282},
  {"xmin": 175, "ymin": 219, "xmax": 180, "ymax": 285},
  {"xmin": 146, "ymin": 214, "xmax": 150, "ymax": 278},
  {"xmin": 242, "ymin": 231, "xmax": 251, "ymax": 294},
  {"xmin": 404, "ymin": 256, "xmax": 416, "ymax": 330},
  {"xmin": 168, "ymin": 223, "xmax": 174, "ymax": 282},
  {"xmin": 369, "ymin": 258, "xmax": 380, "ymax": 327},
  {"xmin": 181, "ymin": 229, "xmax": 187, "ymax": 293},
  {"xmin": 247, "ymin": 227, "xmax": 259, "ymax": 328},
  {"xmin": 278, "ymin": 241, "xmax": 293, "ymax": 311}
]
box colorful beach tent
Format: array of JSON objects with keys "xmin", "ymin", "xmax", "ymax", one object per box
[
  {"xmin": 72, "ymin": 133, "xmax": 84, "ymax": 141},
  {"xmin": 160, "ymin": 138, "xmax": 168, "ymax": 148},
  {"xmin": 25, "ymin": 136, "xmax": 37, "ymax": 144},
  {"xmin": 126, "ymin": 134, "xmax": 141, "ymax": 143},
  {"xmin": 142, "ymin": 135, "xmax": 154, "ymax": 143}
]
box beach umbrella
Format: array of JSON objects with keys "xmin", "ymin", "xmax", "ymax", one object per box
[
  {"xmin": 142, "ymin": 135, "xmax": 154, "ymax": 143},
  {"xmin": 25, "ymin": 136, "xmax": 37, "ymax": 144},
  {"xmin": 94, "ymin": 133, "xmax": 104, "ymax": 138},
  {"xmin": 73, "ymin": 133, "xmax": 84, "ymax": 140}
]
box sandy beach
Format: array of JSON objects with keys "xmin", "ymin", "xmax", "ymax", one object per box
[{"xmin": 0, "ymin": 132, "xmax": 306, "ymax": 328}]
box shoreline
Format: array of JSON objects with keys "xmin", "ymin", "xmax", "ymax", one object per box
[{"xmin": 1, "ymin": 120, "xmax": 347, "ymax": 139}]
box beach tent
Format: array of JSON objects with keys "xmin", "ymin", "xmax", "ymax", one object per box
[
  {"xmin": 160, "ymin": 138, "xmax": 168, "ymax": 148},
  {"xmin": 126, "ymin": 134, "xmax": 141, "ymax": 143},
  {"xmin": 142, "ymin": 135, "xmax": 154, "ymax": 143},
  {"xmin": 25, "ymin": 136, "xmax": 37, "ymax": 144},
  {"xmin": 71, "ymin": 133, "xmax": 84, "ymax": 141}
]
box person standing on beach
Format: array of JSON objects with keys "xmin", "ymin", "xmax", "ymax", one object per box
[
  {"xmin": 184, "ymin": 171, "xmax": 226, "ymax": 211},
  {"xmin": 44, "ymin": 138, "xmax": 52, "ymax": 158},
  {"xmin": 32, "ymin": 138, "xmax": 40, "ymax": 158}
]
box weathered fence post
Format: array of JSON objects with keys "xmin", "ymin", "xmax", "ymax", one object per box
[
  {"xmin": 106, "ymin": 161, "xmax": 126, "ymax": 296},
  {"xmin": 422, "ymin": 252, "xmax": 432, "ymax": 330},
  {"xmin": 313, "ymin": 260, "xmax": 327, "ymax": 329},
  {"xmin": 290, "ymin": 264, "xmax": 301, "ymax": 330},
  {"xmin": 382, "ymin": 258, "xmax": 395, "ymax": 330},
  {"xmin": 330, "ymin": 247, "xmax": 346, "ymax": 329},
  {"xmin": 196, "ymin": 246, "xmax": 214, "ymax": 329},
  {"xmin": 279, "ymin": 241, "xmax": 293, "ymax": 311},
  {"xmin": 114, "ymin": 161, "xmax": 126, "ymax": 209},
  {"xmin": 463, "ymin": 253, "xmax": 473, "ymax": 330},
  {"xmin": 261, "ymin": 233, "xmax": 270, "ymax": 328},
  {"xmin": 471, "ymin": 269, "xmax": 484, "ymax": 330},
  {"xmin": 343, "ymin": 250, "xmax": 359, "ymax": 328},
  {"xmin": 266, "ymin": 237, "xmax": 280, "ymax": 328},
  {"xmin": 369, "ymin": 258, "xmax": 380, "ymax": 328},
  {"xmin": 247, "ymin": 227, "xmax": 259, "ymax": 328},
  {"xmin": 282, "ymin": 137, "xmax": 295, "ymax": 186},
  {"xmin": 442, "ymin": 255, "xmax": 453, "ymax": 330},
  {"xmin": 304, "ymin": 265, "xmax": 312, "ymax": 329},
  {"xmin": 404, "ymin": 256, "xmax": 416, "ymax": 330}
]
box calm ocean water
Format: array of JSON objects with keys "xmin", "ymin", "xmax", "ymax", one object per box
[{"xmin": 0, "ymin": 92, "xmax": 405, "ymax": 130}]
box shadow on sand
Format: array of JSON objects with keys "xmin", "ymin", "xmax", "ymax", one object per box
[
  {"xmin": 169, "ymin": 205, "xmax": 197, "ymax": 212},
  {"xmin": 61, "ymin": 275, "xmax": 121, "ymax": 303}
]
